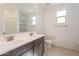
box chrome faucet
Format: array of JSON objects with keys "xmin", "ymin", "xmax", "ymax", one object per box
[{"xmin": 7, "ymin": 36, "xmax": 14, "ymax": 41}]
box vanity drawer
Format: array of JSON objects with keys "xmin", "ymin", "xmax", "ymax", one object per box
[{"xmin": 1, "ymin": 42, "xmax": 33, "ymax": 56}]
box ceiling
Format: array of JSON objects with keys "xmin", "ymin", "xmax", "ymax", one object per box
[
  {"xmin": 18, "ymin": 3, "xmax": 61, "ymax": 14},
  {"xmin": 0, "ymin": 3, "xmax": 61, "ymax": 14}
]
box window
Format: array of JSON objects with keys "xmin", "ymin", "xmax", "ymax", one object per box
[
  {"xmin": 32, "ymin": 16, "xmax": 37, "ymax": 25},
  {"xmin": 56, "ymin": 10, "xmax": 66, "ymax": 23}
]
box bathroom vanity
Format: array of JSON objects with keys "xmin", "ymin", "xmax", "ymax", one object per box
[{"xmin": 0, "ymin": 32, "xmax": 44, "ymax": 56}]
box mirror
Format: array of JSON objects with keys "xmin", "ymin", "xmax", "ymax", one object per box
[{"xmin": 0, "ymin": 3, "xmax": 43, "ymax": 34}]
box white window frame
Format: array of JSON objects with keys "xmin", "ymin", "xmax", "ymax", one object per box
[{"xmin": 56, "ymin": 10, "xmax": 66, "ymax": 24}]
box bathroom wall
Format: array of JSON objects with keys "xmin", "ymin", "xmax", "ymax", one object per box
[
  {"xmin": 35, "ymin": 4, "xmax": 45, "ymax": 34},
  {"xmin": 43, "ymin": 3, "xmax": 79, "ymax": 51}
]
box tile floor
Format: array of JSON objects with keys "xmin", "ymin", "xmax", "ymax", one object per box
[{"xmin": 43, "ymin": 46, "xmax": 79, "ymax": 56}]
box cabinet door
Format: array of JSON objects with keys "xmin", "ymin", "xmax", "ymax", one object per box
[
  {"xmin": 0, "ymin": 6, "xmax": 5, "ymax": 34},
  {"xmin": 34, "ymin": 42, "xmax": 40, "ymax": 56},
  {"xmin": 10, "ymin": 42, "xmax": 33, "ymax": 56},
  {"xmin": 39, "ymin": 37, "xmax": 44, "ymax": 56},
  {"xmin": 1, "ymin": 42, "xmax": 33, "ymax": 56},
  {"xmin": 0, "ymin": 19, "xmax": 4, "ymax": 34},
  {"xmin": 34, "ymin": 37, "xmax": 44, "ymax": 56},
  {"xmin": 21, "ymin": 48, "xmax": 33, "ymax": 56},
  {"xmin": 3, "ymin": 6, "xmax": 17, "ymax": 19},
  {"xmin": 1, "ymin": 6, "xmax": 17, "ymax": 34}
]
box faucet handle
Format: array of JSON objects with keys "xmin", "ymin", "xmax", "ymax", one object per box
[
  {"xmin": 7, "ymin": 36, "xmax": 14, "ymax": 41},
  {"xmin": 3, "ymin": 32, "xmax": 6, "ymax": 35}
]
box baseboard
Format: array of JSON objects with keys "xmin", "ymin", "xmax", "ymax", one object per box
[{"xmin": 53, "ymin": 44, "xmax": 79, "ymax": 52}]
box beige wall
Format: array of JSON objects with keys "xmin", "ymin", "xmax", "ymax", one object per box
[{"xmin": 43, "ymin": 4, "xmax": 79, "ymax": 51}]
